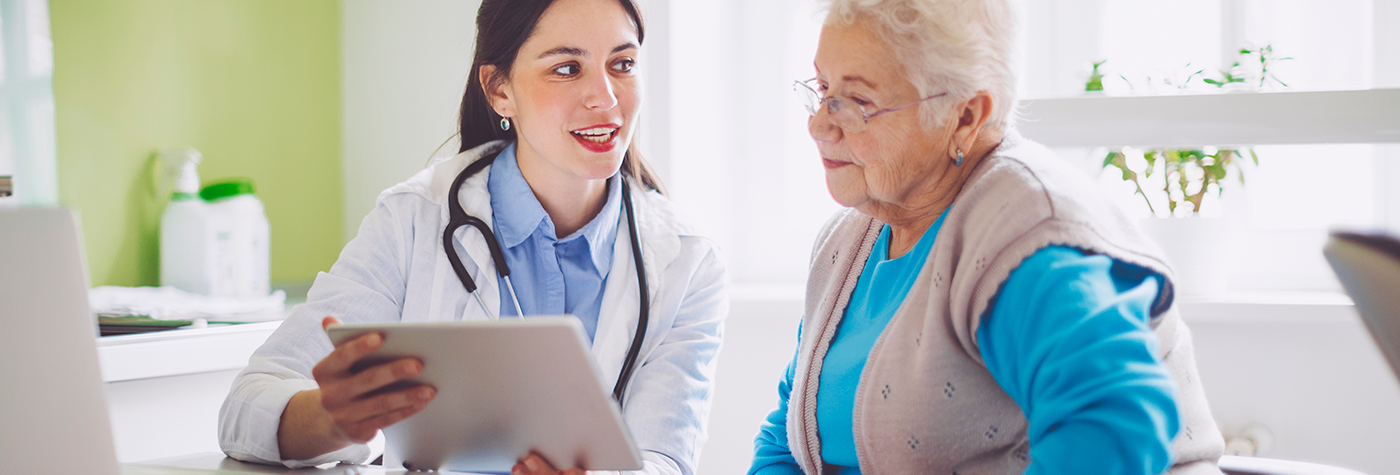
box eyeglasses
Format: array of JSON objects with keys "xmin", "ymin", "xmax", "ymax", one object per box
[{"xmin": 793, "ymin": 78, "xmax": 947, "ymax": 133}]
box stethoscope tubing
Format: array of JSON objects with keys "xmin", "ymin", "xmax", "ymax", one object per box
[
  {"xmin": 441, "ymin": 150, "xmax": 648, "ymax": 403},
  {"xmin": 613, "ymin": 180, "xmax": 649, "ymax": 402}
]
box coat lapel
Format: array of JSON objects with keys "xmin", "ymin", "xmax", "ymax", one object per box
[
  {"xmin": 430, "ymin": 143, "xmax": 506, "ymax": 321},
  {"xmin": 591, "ymin": 179, "xmax": 685, "ymax": 397}
]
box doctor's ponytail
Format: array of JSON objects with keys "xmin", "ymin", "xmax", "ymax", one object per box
[{"xmin": 458, "ymin": 0, "xmax": 665, "ymax": 194}]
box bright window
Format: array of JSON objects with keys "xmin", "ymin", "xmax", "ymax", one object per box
[
  {"xmin": 0, "ymin": 0, "xmax": 58, "ymax": 206},
  {"xmin": 648, "ymin": 0, "xmax": 1396, "ymax": 293}
]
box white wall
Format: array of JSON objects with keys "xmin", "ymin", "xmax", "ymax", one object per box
[
  {"xmin": 340, "ymin": 0, "xmax": 481, "ymax": 242},
  {"xmin": 663, "ymin": 0, "xmax": 839, "ymax": 286}
]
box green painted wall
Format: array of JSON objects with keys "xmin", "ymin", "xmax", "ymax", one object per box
[{"xmin": 50, "ymin": 0, "xmax": 342, "ymax": 287}]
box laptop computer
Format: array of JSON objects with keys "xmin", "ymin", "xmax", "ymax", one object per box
[
  {"xmin": 0, "ymin": 207, "xmax": 121, "ymax": 474},
  {"xmin": 1324, "ymin": 230, "xmax": 1400, "ymax": 383},
  {"xmin": 0, "ymin": 207, "xmax": 408, "ymax": 475}
]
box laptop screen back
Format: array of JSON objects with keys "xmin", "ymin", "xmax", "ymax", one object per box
[
  {"xmin": 1325, "ymin": 230, "xmax": 1400, "ymax": 385},
  {"xmin": 0, "ymin": 207, "xmax": 120, "ymax": 474}
]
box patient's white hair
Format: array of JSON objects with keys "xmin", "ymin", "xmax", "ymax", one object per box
[{"xmin": 823, "ymin": 0, "xmax": 1020, "ymax": 131}]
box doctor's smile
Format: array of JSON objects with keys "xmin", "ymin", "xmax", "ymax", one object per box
[{"xmin": 570, "ymin": 123, "xmax": 622, "ymax": 151}]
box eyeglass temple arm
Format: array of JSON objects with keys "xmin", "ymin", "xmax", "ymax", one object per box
[{"xmin": 867, "ymin": 92, "xmax": 949, "ymax": 120}]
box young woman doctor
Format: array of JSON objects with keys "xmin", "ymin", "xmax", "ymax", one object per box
[{"xmin": 217, "ymin": 1, "xmax": 728, "ymax": 474}]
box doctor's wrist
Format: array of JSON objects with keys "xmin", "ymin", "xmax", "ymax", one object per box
[{"xmin": 277, "ymin": 389, "xmax": 354, "ymax": 461}]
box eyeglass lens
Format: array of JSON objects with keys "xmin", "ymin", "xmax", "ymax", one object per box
[{"xmin": 795, "ymin": 80, "xmax": 864, "ymax": 131}]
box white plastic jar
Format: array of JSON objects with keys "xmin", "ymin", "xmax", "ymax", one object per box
[{"xmin": 199, "ymin": 179, "xmax": 271, "ymax": 299}]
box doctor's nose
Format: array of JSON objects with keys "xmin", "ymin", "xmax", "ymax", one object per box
[{"xmin": 582, "ymin": 72, "xmax": 619, "ymax": 110}]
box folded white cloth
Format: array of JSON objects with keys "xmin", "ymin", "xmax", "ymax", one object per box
[{"xmin": 89, "ymin": 286, "xmax": 287, "ymax": 322}]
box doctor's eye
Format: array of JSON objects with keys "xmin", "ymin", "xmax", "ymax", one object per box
[
  {"xmin": 552, "ymin": 63, "xmax": 580, "ymax": 77},
  {"xmin": 611, "ymin": 58, "xmax": 636, "ymax": 73}
]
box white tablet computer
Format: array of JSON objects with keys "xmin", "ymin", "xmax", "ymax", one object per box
[{"xmin": 326, "ymin": 317, "xmax": 642, "ymax": 473}]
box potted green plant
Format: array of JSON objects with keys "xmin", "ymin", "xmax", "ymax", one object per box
[
  {"xmin": 1102, "ymin": 147, "xmax": 1257, "ymax": 217},
  {"xmin": 1204, "ymin": 44, "xmax": 1292, "ymax": 91},
  {"xmin": 1102, "ymin": 147, "xmax": 1258, "ymax": 297},
  {"xmin": 1087, "ymin": 44, "xmax": 1289, "ymax": 94},
  {"xmin": 1085, "ymin": 60, "xmax": 1107, "ymax": 92},
  {"xmin": 1089, "ymin": 45, "xmax": 1288, "ymax": 296}
]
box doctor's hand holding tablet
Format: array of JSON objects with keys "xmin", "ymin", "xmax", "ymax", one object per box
[
  {"xmin": 275, "ymin": 317, "xmax": 434, "ymax": 460},
  {"xmin": 217, "ymin": 0, "xmax": 728, "ymax": 473},
  {"xmin": 320, "ymin": 316, "xmax": 647, "ymax": 474}
]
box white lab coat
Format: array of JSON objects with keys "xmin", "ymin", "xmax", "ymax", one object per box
[{"xmin": 218, "ymin": 141, "xmax": 728, "ymax": 475}]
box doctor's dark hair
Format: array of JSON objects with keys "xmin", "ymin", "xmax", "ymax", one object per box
[{"xmin": 458, "ymin": 0, "xmax": 665, "ymax": 194}]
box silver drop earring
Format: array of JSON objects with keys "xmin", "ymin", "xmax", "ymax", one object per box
[
  {"xmin": 955, "ymin": 148, "xmax": 964, "ymax": 167},
  {"xmin": 500, "ymin": 117, "xmax": 511, "ymax": 131}
]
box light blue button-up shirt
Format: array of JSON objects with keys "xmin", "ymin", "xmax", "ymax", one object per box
[{"xmin": 487, "ymin": 143, "xmax": 622, "ymax": 341}]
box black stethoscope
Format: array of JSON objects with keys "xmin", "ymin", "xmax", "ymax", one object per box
[{"xmin": 440, "ymin": 151, "xmax": 649, "ymax": 403}]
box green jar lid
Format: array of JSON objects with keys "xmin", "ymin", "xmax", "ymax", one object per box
[{"xmin": 200, "ymin": 178, "xmax": 256, "ymax": 202}]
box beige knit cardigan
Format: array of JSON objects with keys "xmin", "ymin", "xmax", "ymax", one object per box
[{"xmin": 788, "ymin": 133, "xmax": 1225, "ymax": 474}]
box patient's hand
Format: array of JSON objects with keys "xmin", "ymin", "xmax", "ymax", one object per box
[
  {"xmin": 276, "ymin": 316, "xmax": 437, "ymax": 460},
  {"xmin": 513, "ymin": 454, "xmax": 586, "ymax": 475}
]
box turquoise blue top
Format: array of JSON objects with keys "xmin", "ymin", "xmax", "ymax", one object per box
[
  {"xmin": 813, "ymin": 210, "xmax": 949, "ymax": 469},
  {"xmin": 749, "ymin": 211, "xmax": 1179, "ymax": 474},
  {"xmin": 486, "ymin": 142, "xmax": 622, "ymax": 341}
]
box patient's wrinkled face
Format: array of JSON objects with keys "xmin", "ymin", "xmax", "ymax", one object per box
[{"xmin": 809, "ymin": 21, "xmax": 953, "ymax": 216}]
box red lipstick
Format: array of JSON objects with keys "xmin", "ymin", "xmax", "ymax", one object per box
[{"xmin": 570, "ymin": 123, "xmax": 621, "ymax": 153}]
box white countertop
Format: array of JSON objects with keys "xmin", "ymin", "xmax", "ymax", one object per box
[{"xmin": 96, "ymin": 285, "xmax": 309, "ymax": 383}]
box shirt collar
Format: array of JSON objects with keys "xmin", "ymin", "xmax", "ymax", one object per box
[{"xmin": 487, "ymin": 142, "xmax": 622, "ymax": 276}]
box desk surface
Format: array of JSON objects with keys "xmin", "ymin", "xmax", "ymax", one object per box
[{"xmin": 123, "ymin": 453, "xmax": 403, "ymax": 475}]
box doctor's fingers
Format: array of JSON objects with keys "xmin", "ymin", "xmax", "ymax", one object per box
[
  {"xmin": 326, "ymin": 386, "xmax": 435, "ymax": 441},
  {"xmin": 318, "ymin": 357, "xmax": 425, "ymax": 408},
  {"xmin": 512, "ymin": 454, "xmax": 585, "ymax": 475},
  {"xmin": 312, "ymin": 332, "xmax": 384, "ymax": 381},
  {"xmin": 331, "ymin": 394, "xmax": 431, "ymax": 444},
  {"xmin": 512, "ymin": 454, "xmax": 555, "ymax": 475}
]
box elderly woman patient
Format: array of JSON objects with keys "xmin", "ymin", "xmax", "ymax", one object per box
[{"xmin": 750, "ymin": 1, "xmax": 1225, "ymax": 474}]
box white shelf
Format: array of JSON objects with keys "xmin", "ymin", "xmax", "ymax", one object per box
[
  {"xmin": 1016, "ymin": 88, "xmax": 1400, "ymax": 148},
  {"xmin": 97, "ymin": 320, "xmax": 283, "ymax": 382}
]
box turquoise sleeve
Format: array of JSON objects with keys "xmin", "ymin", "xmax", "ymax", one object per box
[
  {"xmin": 977, "ymin": 246, "xmax": 1180, "ymax": 475},
  {"xmin": 749, "ymin": 322, "xmax": 805, "ymax": 475}
]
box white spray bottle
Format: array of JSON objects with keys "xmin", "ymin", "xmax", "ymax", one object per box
[{"xmin": 159, "ymin": 147, "xmax": 216, "ymax": 295}]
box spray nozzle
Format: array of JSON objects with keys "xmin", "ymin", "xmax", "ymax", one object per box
[{"xmin": 157, "ymin": 147, "xmax": 204, "ymax": 199}]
